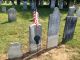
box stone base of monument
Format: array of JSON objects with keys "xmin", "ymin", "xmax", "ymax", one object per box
[{"xmin": 29, "ymin": 24, "xmax": 42, "ymax": 53}]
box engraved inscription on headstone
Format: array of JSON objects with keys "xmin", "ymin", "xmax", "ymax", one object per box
[
  {"xmin": 68, "ymin": 6, "xmax": 76, "ymax": 16},
  {"xmin": 8, "ymin": 8, "xmax": 17, "ymax": 22},
  {"xmin": 50, "ymin": 0, "xmax": 56, "ymax": 9},
  {"xmin": 8, "ymin": 42, "xmax": 22, "ymax": 59},
  {"xmin": 29, "ymin": 24, "xmax": 42, "ymax": 52},
  {"xmin": 62, "ymin": 16, "xmax": 77, "ymax": 43},
  {"xmin": 2, "ymin": 6, "xmax": 6, "ymax": 13},
  {"xmin": 47, "ymin": 7, "xmax": 60, "ymax": 48}
]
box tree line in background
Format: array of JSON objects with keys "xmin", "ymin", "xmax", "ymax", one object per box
[{"xmin": 1, "ymin": 0, "xmax": 80, "ymax": 8}]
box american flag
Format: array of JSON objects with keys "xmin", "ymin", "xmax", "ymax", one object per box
[{"xmin": 33, "ymin": 11, "xmax": 39, "ymax": 26}]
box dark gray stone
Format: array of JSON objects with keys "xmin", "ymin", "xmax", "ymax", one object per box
[
  {"xmin": 62, "ymin": 16, "xmax": 77, "ymax": 43},
  {"xmin": 47, "ymin": 7, "xmax": 60, "ymax": 48},
  {"xmin": 8, "ymin": 42, "xmax": 22, "ymax": 59},
  {"xmin": 29, "ymin": 24, "xmax": 42, "ymax": 52},
  {"xmin": 8, "ymin": 8, "xmax": 17, "ymax": 22}
]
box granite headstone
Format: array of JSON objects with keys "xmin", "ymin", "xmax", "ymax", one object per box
[
  {"xmin": 2, "ymin": 6, "xmax": 6, "ymax": 13},
  {"xmin": 8, "ymin": 8, "xmax": 17, "ymax": 22},
  {"xmin": 59, "ymin": 0, "xmax": 63, "ymax": 9},
  {"xmin": 62, "ymin": 16, "xmax": 77, "ymax": 43},
  {"xmin": 23, "ymin": 1, "xmax": 27, "ymax": 11},
  {"xmin": 47, "ymin": 7, "xmax": 60, "ymax": 48},
  {"xmin": 50, "ymin": 0, "xmax": 56, "ymax": 9}
]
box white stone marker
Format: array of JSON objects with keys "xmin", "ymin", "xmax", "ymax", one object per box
[
  {"xmin": 29, "ymin": 24, "xmax": 42, "ymax": 52},
  {"xmin": 8, "ymin": 42, "xmax": 22, "ymax": 59}
]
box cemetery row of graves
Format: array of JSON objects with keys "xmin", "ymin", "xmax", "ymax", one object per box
[{"xmin": 0, "ymin": 2, "xmax": 80, "ymax": 60}]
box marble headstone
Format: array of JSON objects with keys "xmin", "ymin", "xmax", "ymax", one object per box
[
  {"xmin": 8, "ymin": 42, "xmax": 22, "ymax": 59},
  {"xmin": 62, "ymin": 16, "xmax": 77, "ymax": 43},
  {"xmin": 68, "ymin": 5, "xmax": 76, "ymax": 16},
  {"xmin": 2, "ymin": 6, "xmax": 6, "ymax": 13},
  {"xmin": 23, "ymin": 1, "xmax": 27, "ymax": 11},
  {"xmin": 29, "ymin": 24, "xmax": 42, "ymax": 52},
  {"xmin": 50, "ymin": 0, "xmax": 56, "ymax": 9},
  {"xmin": 47, "ymin": 7, "xmax": 60, "ymax": 48},
  {"xmin": 8, "ymin": 8, "xmax": 17, "ymax": 22}
]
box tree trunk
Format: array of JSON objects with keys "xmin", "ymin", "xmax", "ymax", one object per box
[
  {"xmin": 17, "ymin": 0, "xmax": 21, "ymax": 5},
  {"xmin": 66, "ymin": 0, "xmax": 70, "ymax": 8},
  {"xmin": 55, "ymin": 0, "xmax": 58, "ymax": 7},
  {"xmin": 49, "ymin": 0, "xmax": 51, "ymax": 8},
  {"xmin": 35, "ymin": 0, "xmax": 39, "ymax": 7},
  {"xmin": 11, "ymin": 0, "xmax": 15, "ymax": 5}
]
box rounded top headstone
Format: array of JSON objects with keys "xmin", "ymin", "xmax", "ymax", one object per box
[{"xmin": 8, "ymin": 8, "xmax": 16, "ymax": 13}]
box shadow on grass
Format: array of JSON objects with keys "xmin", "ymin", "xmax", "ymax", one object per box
[{"xmin": 1, "ymin": 21, "xmax": 9, "ymax": 24}]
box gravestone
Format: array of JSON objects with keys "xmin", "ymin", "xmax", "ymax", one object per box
[
  {"xmin": 68, "ymin": 5, "xmax": 76, "ymax": 16},
  {"xmin": 29, "ymin": 24, "xmax": 42, "ymax": 52},
  {"xmin": 76, "ymin": 8, "xmax": 80, "ymax": 17},
  {"xmin": 30, "ymin": 0, "xmax": 36, "ymax": 11},
  {"xmin": 8, "ymin": 8, "xmax": 17, "ymax": 22},
  {"xmin": 8, "ymin": 42, "xmax": 22, "ymax": 59},
  {"xmin": 0, "ymin": 0, "xmax": 2, "ymax": 4},
  {"xmin": 59, "ymin": 0, "xmax": 63, "ymax": 9},
  {"xmin": 62, "ymin": 16, "xmax": 77, "ymax": 43},
  {"xmin": 2, "ymin": 6, "xmax": 6, "ymax": 13},
  {"xmin": 23, "ymin": 1, "xmax": 27, "ymax": 11},
  {"xmin": 50, "ymin": 0, "xmax": 56, "ymax": 9},
  {"xmin": 47, "ymin": 7, "xmax": 60, "ymax": 48}
]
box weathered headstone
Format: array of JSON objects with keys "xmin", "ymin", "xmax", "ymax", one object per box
[
  {"xmin": 29, "ymin": 24, "xmax": 42, "ymax": 52},
  {"xmin": 8, "ymin": 8, "xmax": 17, "ymax": 22},
  {"xmin": 8, "ymin": 42, "xmax": 22, "ymax": 59},
  {"xmin": 47, "ymin": 7, "xmax": 60, "ymax": 48},
  {"xmin": 68, "ymin": 5, "xmax": 76, "ymax": 16},
  {"xmin": 23, "ymin": 1, "xmax": 27, "ymax": 11},
  {"xmin": 59, "ymin": 0, "xmax": 63, "ymax": 9},
  {"xmin": 50, "ymin": 0, "xmax": 56, "ymax": 9},
  {"xmin": 30, "ymin": 0, "xmax": 36, "ymax": 11},
  {"xmin": 0, "ymin": 0, "xmax": 2, "ymax": 4},
  {"xmin": 76, "ymin": 8, "xmax": 80, "ymax": 17},
  {"xmin": 2, "ymin": 6, "xmax": 6, "ymax": 13},
  {"xmin": 62, "ymin": 16, "xmax": 77, "ymax": 43}
]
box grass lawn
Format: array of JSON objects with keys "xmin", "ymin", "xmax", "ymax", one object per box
[{"xmin": 0, "ymin": 4, "xmax": 80, "ymax": 60}]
